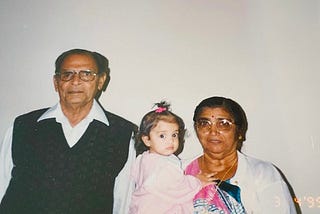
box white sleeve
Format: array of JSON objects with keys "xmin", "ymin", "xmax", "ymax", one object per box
[
  {"xmin": 0, "ymin": 125, "xmax": 14, "ymax": 201},
  {"xmin": 258, "ymin": 179, "xmax": 297, "ymax": 214},
  {"xmin": 236, "ymin": 152, "xmax": 297, "ymax": 213},
  {"xmin": 113, "ymin": 133, "xmax": 136, "ymax": 214},
  {"xmin": 253, "ymin": 161, "xmax": 297, "ymax": 214}
]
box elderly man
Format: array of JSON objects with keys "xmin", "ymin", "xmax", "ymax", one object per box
[{"xmin": 0, "ymin": 49, "xmax": 137, "ymax": 213}]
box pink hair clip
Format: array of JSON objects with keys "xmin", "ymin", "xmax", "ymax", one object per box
[{"xmin": 155, "ymin": 107, "xmax": 167, "ymax": 113}]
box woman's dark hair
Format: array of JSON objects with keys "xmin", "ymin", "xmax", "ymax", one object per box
[
  {"xmin": 193, "ymin": 96, "xmax": 248, "ymax": 150},
  {"xmin": 135, "ymin": 101, "xmax": 186, "ymax": 156}
]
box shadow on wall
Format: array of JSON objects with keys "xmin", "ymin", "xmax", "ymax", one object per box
[{"xmin": 274, "ymin": 165, "xmax": 302, "ymax": 214}]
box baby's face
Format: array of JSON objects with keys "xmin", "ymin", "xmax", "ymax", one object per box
[{"xmin": 142, "ymin": 120, "xmax": 179, "ymax": 156}]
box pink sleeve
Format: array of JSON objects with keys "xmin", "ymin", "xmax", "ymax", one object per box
[
  {"xmin": 185, "ymin": 158, "xmax": 200, "ymax": 176},
  {"xmin": 144, "ymin": 157, "xmax": 201, "ymax": 203}
]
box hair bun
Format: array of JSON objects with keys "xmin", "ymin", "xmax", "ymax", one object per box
[{"xmin": 154, "ymin": 101, "xmax": 171, "ymax": 113}]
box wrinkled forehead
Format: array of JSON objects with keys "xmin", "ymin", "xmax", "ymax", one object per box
[{"xmin": 61, "ymin": 54, "xmax": 98, "ymax": 70}]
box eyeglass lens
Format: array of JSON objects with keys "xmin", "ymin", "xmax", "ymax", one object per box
[
  {"xmin": 58, "ymin": 70, "xmax": 97, "ymax": 82},
  {"xmin": 196, "ymin": 118, "xmax": 233, "ymax": 132}
]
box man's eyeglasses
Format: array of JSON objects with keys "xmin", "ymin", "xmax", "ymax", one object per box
[
  {"xmin": 195, "ymin": 118, "xmax": 234, "ymax": 133},
  {"xmin": 56, "ymin": 70, "xmax": 98, "ymax": 82}
]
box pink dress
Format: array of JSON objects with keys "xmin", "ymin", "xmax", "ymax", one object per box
[{"xmin": 129, "ymin": 151, "xmax": 202, "ymax": 214}]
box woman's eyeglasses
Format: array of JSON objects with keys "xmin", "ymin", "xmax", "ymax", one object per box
[{"xmin": 195, "ymin": 118, "xmax": 234, "ymax": 133}]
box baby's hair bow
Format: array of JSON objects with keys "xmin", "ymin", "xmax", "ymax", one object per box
[{"xmin": 155, "ymin": 107, "xmax": 167, "ymax": 113}]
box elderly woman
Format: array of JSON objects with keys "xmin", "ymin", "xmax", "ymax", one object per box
[{"xmin": 185, "ymin": 96, "xmax": 297, "ymax": 213}]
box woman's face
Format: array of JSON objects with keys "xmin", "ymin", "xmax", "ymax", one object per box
[{"xmin": 195, "ymin": 107, "xmax": 238, "ymax": 158}]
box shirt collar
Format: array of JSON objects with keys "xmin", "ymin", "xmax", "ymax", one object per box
[
  {"xmin": 231, "ymin": 151, "xmax": 247, "ymax": 182},
  {"xmin": 37, "ymin": 99, "xmax": 109, "ymax": 126}
]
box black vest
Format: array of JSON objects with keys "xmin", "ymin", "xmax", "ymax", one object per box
[{"xmin": 0, "ymin": 108, "xmax": 137, "ymax": 214}]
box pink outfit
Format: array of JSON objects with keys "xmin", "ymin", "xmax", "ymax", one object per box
[{"xmin": 129, "ymin": 151, "xmax": 202, "ymax": 214}]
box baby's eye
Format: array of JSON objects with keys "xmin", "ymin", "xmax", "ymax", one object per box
[
  {"xmin": 172, "ymin": 133, "xmax": 178, "ymax": 138},
  {"xmin": 159, "ymin": 134, "xmax": 166, "ymax": 139}
]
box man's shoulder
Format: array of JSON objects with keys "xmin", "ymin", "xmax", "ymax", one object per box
[
  {"xmin": 15, "ymin": 108, "xmax": 50, "ymax": 122},
  {"xmin": 12, "ymin": 108, "xmax": 51, "ymax": 133},
  {"xmin": 103, "ymin": 110, "xmax": 138, "ymax": 131}
]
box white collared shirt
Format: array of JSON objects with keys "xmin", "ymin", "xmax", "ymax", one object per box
[{"xmin": 37, "ymin": 100, "xmax": 109, "ymax": 148}]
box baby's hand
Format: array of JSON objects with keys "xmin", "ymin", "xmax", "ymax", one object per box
[{"xmin": 196, "ymin": 171, "xmax": 217, "ymax": 186}]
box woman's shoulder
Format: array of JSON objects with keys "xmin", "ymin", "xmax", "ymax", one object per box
[
  {"xmin": 183, "ymin": 155, "xmax": 201, "ymax": 175},
  {"xmin": 239, "ymin": 152, "xmax": 273, "ymax": 167},
  {"xmin": 238, "ymin": 152, "xmax": 282, "ymax": 183}
]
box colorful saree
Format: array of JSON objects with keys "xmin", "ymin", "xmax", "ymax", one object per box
[{"xmin": 185, "ymin": 159, "xmax": 246, "ymax": 214}]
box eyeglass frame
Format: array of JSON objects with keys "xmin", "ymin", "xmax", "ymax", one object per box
[
  {"xmin": 195, "ymin": 118, "xmax": 235, "ymax": 133},
  {"xmin": 55, "ymin": 70, "xmax": 99, "ymax": 82}
]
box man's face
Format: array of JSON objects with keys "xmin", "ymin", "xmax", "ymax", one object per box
[{"xmin": 53, "ymin": 54, "xmax": 106, "ymax": 109}]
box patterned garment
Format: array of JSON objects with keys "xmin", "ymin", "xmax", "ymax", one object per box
[
  {"xmin": 185, "ymin": 159, "xmax": 246, "ymax": 214},
  {"xmin": 193, "ymin": 181, "xmax": 246, "ymax": 214}
]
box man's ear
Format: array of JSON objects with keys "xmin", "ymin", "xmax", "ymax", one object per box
[
  {"xmin": 141, "ymin": 135, "xmax": 151, "ymax": 147},
  {"xmin": 98, "ymin": 72, "xmax": 107, "ymax": 90},
  {"xmin": 53, "ymin": 75, "xmax": 58, "ymax": 92}
]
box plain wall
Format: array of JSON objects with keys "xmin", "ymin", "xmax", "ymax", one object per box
[{"xmin": 0, "ymin": 0, "xmax": 319, "ymax": 213}]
